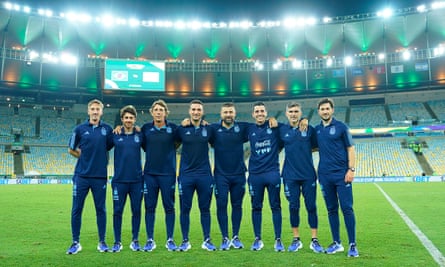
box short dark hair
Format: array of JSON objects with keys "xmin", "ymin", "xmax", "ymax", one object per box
[
  {"xmin": 252, "ymin": 101, "xmax": 266, "ymax": 111},
  {"xmin": 317, "ymin": 98, "xmax": 334, "ymax": 109},
  {"xmin": 190, "ymin": 99, "xmax": 204, "ymax": 106},
  {"xmin": 120, "ymin": 105, "xmax": 137, "ymax": 118},
  {"xmin": 221, "ymin": 102, "xmax": 235, "ymax": 108}
]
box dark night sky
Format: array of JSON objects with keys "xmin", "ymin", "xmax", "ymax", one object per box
[{"xmin": 15, "ymin": 0, "xmax": 426, "ymax": 20}]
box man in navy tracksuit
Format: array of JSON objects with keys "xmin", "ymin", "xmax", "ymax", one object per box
[
  {"xmin": 315, "ymin": 98, "xmax": 358, "ymax": 257},
  {"xmin": 66, "ymin": 99, "xmax": 113, "ymax": 254},
  {"xmin": 177, "ymin": 99, "xmax": 216, "ymax": 252},
  {"xmin": 247, "ymin": 101, "xmax": 284, "ymax": 252},
  {"xmin": 209, "ymin": 102, "xmax": 249, "ymax": 250},
  {"xmin": 110, "ymin": 105, "xmax": 143, "ymax": 253},
  {"xmin": 279, "ymin": 102, "xmax": 324, "ymax": 253},
  {"xmin": 141, "ymin": 99, "xmax": 180, "ymax": 252}
]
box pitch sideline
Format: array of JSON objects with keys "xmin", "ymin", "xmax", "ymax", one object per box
[{"xmin": 375, "ymin": 183, "xmax": 445, "ymax": 267}]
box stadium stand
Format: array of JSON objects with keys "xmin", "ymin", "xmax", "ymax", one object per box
[
  {"xmin": 349, "ymin": 105, "xmax": 388, "ymax": 128},
  {"xmin": 427, "ymin": 99, "xmax": 445, "ymax": 122},
  {"xmin": 0, "ymin": 145, "xmax": 14, "ymax": 176},
  {"xmin": 22, "ymin": 146, "xmax": 77, "ymax": 176},
  {"xmin": 1, "ymin": 102, "xmax": 444, "ymax": 178},
  {"xmin": 353, "ymin": 139, "xmax": 423, "ymax": 177},
  {"xmin": 421, "ymin": 137, "xmax": 445, "ymax": 175},
  {"xmin": 387, "ymin": 102, "xmax": 432, "ymax": 122}
]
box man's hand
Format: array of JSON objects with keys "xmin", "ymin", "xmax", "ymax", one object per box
[
  {"xmin": 345, "ymin": 169, "xmax": 355, "ymax": 183},
  {"xmin": 299, "ymin": 118, "xmax": 308, "ymax": 131},
  {"xmin": 268, "ymin": 117, "xmax": 278, "ymax": 128},
  {"xmin": 113, "ymin": 126, "xmax": 123, "ymax": 134},
  {"xmin": 181, "ymin": 118, "xmax": 191, "ymax": 127},
  {"xmin": 181, "ymin": 118, "xmax": 209, "ymax": 126},
  {"xmin": 68, "ymin": 148, "xmax": 81, "ymax": 158}
]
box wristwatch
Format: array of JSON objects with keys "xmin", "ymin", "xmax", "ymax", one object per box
[{"xmin": 348, "ymin": 167, "xmax": 355, "ymax": 172}]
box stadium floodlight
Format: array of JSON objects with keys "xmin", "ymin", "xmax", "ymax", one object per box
[
  {"xmin": 305, "ymin": 17, "xmax": 317, "ymax": 26},
  {"xmin": 128, "ymin": 18, "xmax": 140, "ymax": 27},
  {"xmin": 326, "ymin": 57, "xmax": 333, "ymax": 67},
  {"xmin": 433, "ymin": 46, "xmax": 444, "ymax": 56},
  {"xmin": 60, "ymin": 53, "xmax": 78, "ymax": 65},
  {"xmin": 283, "ymin": 18, "xmax": 297, "ymax": 28},
  {"xmin": 254, "ymin": 61, "xmax": 264, "ymax": 71},
  {"xmin": 174, "ymin": 20, "xmax": 186, "ymax": 29},
  {"xmin": 42, "ymin": 53, "xmax": 59, "ymax": 64},
  {"xmin": 141, "ymin": 20, "xmax": 154, "ymax": 27},
  {"xmin": 99, "ymin": 14, "xmax": 115, "ymax": 27},
  {"xmin": 77, "ymin": 13, "xmax": 93, "ymax": 23},
  {"xmin": 64, "ymin": 12, "xmax": 77, "ymax": 21},
  {"xmin": 258, "ymin": 21, "xmax": 267, "ymax": 28},
  {"xmin": 344, "ymin": 56, "xmax": 353, "ymax": 66},
  {"xmin": 377, "ymin": 8, "xmax": 393, "ymax": 18},
  {"xmin": 116, "ymin": 18, "xmax": 127, "ymax": 25},
  {"xmin": 229, "ymin": 21, "xmax": 239, "ymax": 28},
  {"xmin": 38, "ymin": 8, "xmax": 52, "ymax": 17},
  {"xmin": 259, "ymin": 20, "xmax": 280, "ymax": 28},
  {"xmin": 402, "ymin": 50, "xmax": 411, "ymax": 61},
  {"xmin": 323, "ymin": 17, "xmax": 332, "ymax": 23},
  {"xmin": 13, "ymin": 4, "xmax": 19, "ymax": 11},
  {"xmin": 44, "ymin": 9, "xmax": 53, "ymax": 17},
  {"xmin": 292, "ymin": 59, "xmax": 302, "ymax": 69},
  {"xmin": 28, "ymin": 50, "xmax": 39, "ymax": 60},
  {"xmin": 378, "ymin": 53, "xmax": 385, "ymax": 61},
  {"xmin": 272, "ymin": 59, "xmax": 282, "ymax": 70},
  {"xmin": 188, "ymin": 20, "xmax": 203, "ymax": 30},
  {"xmin": 431, "ymin": 1, "xmax": 445, "ymax": 10},
  {"xmin": 417, "ymin": 5, "xmax": 427, "ymax": 12},
  {"xmin": 239, "ymin": 20, "xmax": 253, "ymax": 29},
  {"xmin": 23, "ymin": 6, "xmax": 31, "ymax": 13},
  {"xmin": 4, "ymin": 2, "xmax": 12, "ymax": 10}
]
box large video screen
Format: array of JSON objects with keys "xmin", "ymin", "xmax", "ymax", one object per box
[{"xmin": 104, "ymin": 59, "xmax": 165, "ymax": 91}]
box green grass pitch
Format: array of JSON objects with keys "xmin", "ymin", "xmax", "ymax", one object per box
[{"xmin": 0, "ymin": 182, "xmax": 444, "ymax": 266}]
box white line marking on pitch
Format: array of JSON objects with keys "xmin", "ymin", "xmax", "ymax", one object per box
[{"xmin": 375, "ymin": 183, "xmax": 445, "ymax": 267}]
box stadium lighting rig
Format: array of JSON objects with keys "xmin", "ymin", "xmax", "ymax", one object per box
[
  {"xmin": 3, "ymin": 1, "xmax": 445, "ymax": 70},
  {"xmin": 3, "ymin": 1, "xmax": 445, "ymax": 30}
]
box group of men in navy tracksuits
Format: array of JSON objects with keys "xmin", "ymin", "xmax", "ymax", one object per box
[{"xmin": 66, "ymin": 97, "xmax": 359, "ymax": 258}]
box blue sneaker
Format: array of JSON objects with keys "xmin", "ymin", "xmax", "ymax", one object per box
[
  {"xmin": 251, "ymin": 238, "xmax": 264, "ymax": 251},
  {"xmin": 201, "ymin": 238, "xmax": 217, "ymax": 251},
  {"xmin": 325, "ymin": 241, "xmax": 344, "ymax": 254},
  {"xmin": 97, "ymin": 241, "xmax": 109, "ymax": 252},
  {"xmin": 288, "ymin": 239, "xmax": 303, "ymax": 252},
  {"xmin": 348, "ymin": 243, "xmax": 359, "ymax": 257},
  {"xmin": 66, "ymin": 242, "xmax": 82, "ymax": 254},
  {"xmin": 130, "ymin": 240, "xmax": 141, "ymax": 251},
  {"xmin": 274, "ymin": 238, "xmax": 285, "ymax": 252},
  {"xmin": 143, "ymin": 239, "xmax": 156, "ymax": 252},
  {"xmin": 178, "ymin": 240, "xmax": 191, "ymax": 252},
  {"xmin": 310, "ymin": 239, "xmax": 324, "ymax": 253},
  {"xmin": 165, "ymin": 239, "xmax": 177, "ymax": 251},
  {"xmin": 220, "ymin": 237, "xmax": 230, "ymax": 250},
  {"xmin": 112, "ymin": 242, "xmax": 122, "ymax": 253},
  {"xmin": 230, "ymin": 236, "xmax": 244, "ymax": 249}
]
